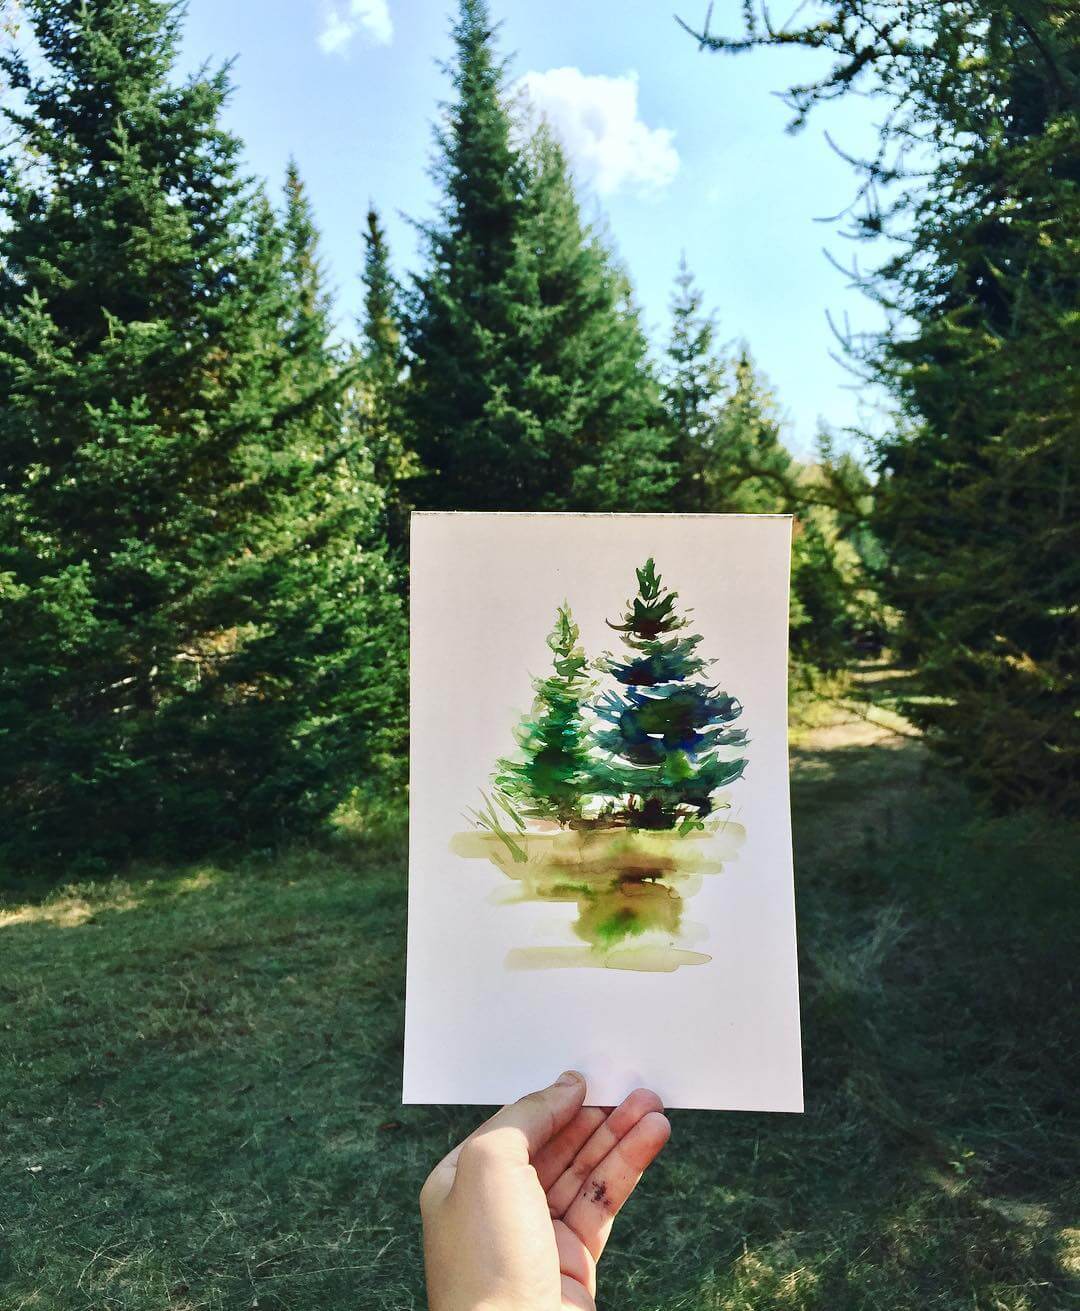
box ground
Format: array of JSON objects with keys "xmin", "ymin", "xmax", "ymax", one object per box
[{"xmin": 2, "ymin": 690, "xmax": 1078, "ymax": 1310}]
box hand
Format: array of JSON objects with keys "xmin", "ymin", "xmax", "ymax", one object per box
[{"xmin": 420, "ymin": 1071, "xmax": 670, "ymax": 1310}]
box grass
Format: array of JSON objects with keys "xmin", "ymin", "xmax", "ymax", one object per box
[{"xmin": 2, "ymin": 713, "xmax": 1078, "ymax": 1310}]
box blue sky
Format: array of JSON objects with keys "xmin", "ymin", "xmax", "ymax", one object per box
[{"xmin": 178, "ymin": 0, "xmax": 891, "ymax": 458}]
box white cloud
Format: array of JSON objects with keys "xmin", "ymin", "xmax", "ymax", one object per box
[
  {"xmin": 318, "ymin": 0, "xmax": 393, "ymax": 55},
  {"xmin": 515, "ymin": 67, "xmax": 679, "ymax": 197}
]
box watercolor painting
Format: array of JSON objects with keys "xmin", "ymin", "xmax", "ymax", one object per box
[{"xmin": 451, "ymin": 558, "xmax": 749, "ymax": 972}]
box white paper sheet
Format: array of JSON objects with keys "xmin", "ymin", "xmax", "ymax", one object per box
[{"xmin": 404, "ymin": 513, "xmax": 802, "ymax": 1112}]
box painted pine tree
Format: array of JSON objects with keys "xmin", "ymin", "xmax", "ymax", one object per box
[
  {"xmin": 595, "ymin": 559, "xmax": 748, "ymax": 829},
  {"xmin": 495, "ymin": 605, "xmax": 597, "ymax": 825}
]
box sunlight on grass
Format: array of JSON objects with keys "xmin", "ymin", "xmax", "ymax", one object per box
[{"xmin": 0, "ymin": 887, "xmax": 140, "ymax": 929}]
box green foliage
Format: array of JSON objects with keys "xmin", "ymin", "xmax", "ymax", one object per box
[
  {"xmin": 495, "ymin": 604, "xmax": 598, "ymax": 824},
  {"xmin": 691, "ymin": 1, "xmax": 1080, "ymax": 813},
  {"xmin": 351, "ymin": 205, "xmax": 417, "ymax": 573},
  {"xmin": 595, "ymin": 558, "xmax": 748, "ymax": 828},
  {"xmin": 0, "ymin": 0, "xmax": 404, "ymax": 868},
  {"xmin": 662, "ymin": 259, "xmax": 883, "ymax": 675},
  {"xmin": 662, "ymin": 259, "xmax": 792, "ymax": 514},
  {"xmin": 405, "ymin": 0, "xmax": 672, "ymax": 512}
]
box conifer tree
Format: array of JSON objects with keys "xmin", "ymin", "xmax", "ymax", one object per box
[
  {"xmin": 595, "ymin": 559, "xmax": 748, "ymax": 829},
  {"xmin": 407, "ymin": 0, "xmax": 673, "ymax": 512},
  {"xmin": 661, "ymin": 259, "xmax": 792, "ymax": 513},
  {"xmin": 495, "ymin": 605, "xmax": 597, "ymax": 824},
  {"xmin": 521, "ymin": 128, "xmax": 673, "ymax": 510},
  {"xmin": 692, "ymin": 1, "xmax": 1079, "ymax": 811},
  {"xmin": 0, "ymin": 0, "xmax": 403, "ymax": 866},
  {"xmin": 708, "ymin": 349, "xmax": 794, "ymax": 511},
  {"xmin": 355, "ymin": 204, "xmax": 415, "ymax": 565},
  {"xmin": 663, "ymin": 253, "xmax": 729, "ymax": 511},
  {"xmin": 405, "ymin": 0, "xmax": 533, "ymax": 510}
]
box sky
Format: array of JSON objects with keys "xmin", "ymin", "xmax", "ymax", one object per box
[{"xmin": 176, "ymin": 0, "xmax": 890, "ymax": 458}]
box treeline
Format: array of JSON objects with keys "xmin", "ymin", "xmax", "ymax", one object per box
[
  {"xmin": 2, "ymin": 0, "xmax": 1072, "ymax": 870},
  {"xmin": 0, "ymin": 0, "xmax": 868, "ymax": 869}
]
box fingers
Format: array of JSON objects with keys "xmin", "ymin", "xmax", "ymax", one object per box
[
  {"xmin": 561, "ymin": 1109, "xmax": 671, "ymax": 1261},
  {"xmin": 532, "ymin": 1105, "xmax": 607, "ymax": 1192},
  {"xmin": 560, "ymin": 1273, "xmax": 596, "ymax": 1310},
  {"xmin": 554, "ymin": 1219, "xmax": 596, "ymax": 1296},
  {"xmin": 545, "ymin": 1087, "xmax": 663, "ymax": 1219}
]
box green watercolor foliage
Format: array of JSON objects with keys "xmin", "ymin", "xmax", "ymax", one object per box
[
  {"xmin": 489, "ymin": 560, "xmax": 749, "ymax": 832},
  {"xmin": 594, "ymin": 558, "xmax": 748, "ymax": 829},
  {"xmin": 495, "ymin": 604, "xmax": 599, "ymax": 825}
]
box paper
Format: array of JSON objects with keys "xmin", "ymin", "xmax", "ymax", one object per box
[{"xmin": 404, "ymin": 513, "xmax": 803, "ymax": 1112}]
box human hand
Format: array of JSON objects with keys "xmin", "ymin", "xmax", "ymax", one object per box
[{"xmin": 420, "ymin": 1071, "xmax": 670, "ymax": 1311}]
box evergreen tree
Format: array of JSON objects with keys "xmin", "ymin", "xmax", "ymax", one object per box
[
  {"xmin": 662, "ymin": 253, "xmax": 729, "ymax": 511},
  {"xmin": 660, "ymin": 260, "xmax": 792, "ymax": 513},
  {"xmin": 692, "ymin": 1, "xmax": 1079, "ymax": 812},
  {"xmin": 406, "ymin": 0, "xmax": 672, "ymax": 512},
  {"xmin": 405, "ymin": 0, "xmax": 534, "ymax": 510},
  {"xmin": 495, "ymin": 604, "xmax": 597, "ymax": 824},
  {"xmin": 595, "ymin": 559, "xmax": 748, "ymax": 830},
  {"xmin": 521, "ymin": 128, "xmax": 673, "ymax": 510},
  {"xmin": 0, "ymin": 0, "xmax": 403, "ymax": 866},
  {"xmin": 355, "ymin": 204, "xmax": 415, "ymax": 566},
  {"xmin": 708, "ymin": 349, "xmax": 794, "ymax": 511}
]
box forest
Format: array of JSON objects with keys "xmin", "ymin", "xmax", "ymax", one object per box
[{"xmin": 1, "ymin": 2, "xmax": 1077, "ymax": 1309}]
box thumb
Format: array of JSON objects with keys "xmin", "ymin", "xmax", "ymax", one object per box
[{"xmin": 464, "ymin": 1071, "xmax": 588, "ymax": 1166}]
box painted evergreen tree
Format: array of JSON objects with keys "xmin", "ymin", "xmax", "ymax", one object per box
[
  {"xmin": 0, "ymin": 0, "xmax": 403, "ymax": 865},
  {"xmin": 595, "ymin": 559, "xmax": 748, "ymax": 830},
  {"xmin": 495, "ymin": 605, "xmax": 597, "ymax": 824}
]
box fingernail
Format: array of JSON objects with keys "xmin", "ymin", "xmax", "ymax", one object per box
[{"xmin": 556, "ymin": 1070, "xmax": 584, "ymax": 1087}]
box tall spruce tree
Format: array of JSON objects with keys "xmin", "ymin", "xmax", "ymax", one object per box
[
  {"xmin": 0, "ymin": 0, "xmax": 403, "ymax": 866},
  {"xmin": 406, "ymin": 0, "xmax": 672, "ymax": 512},
  {"xmin": 521, "ymin": 128, "xmax": 673, "ymax": 510},
  {"xmin": 355, "ymin": 204, "xmax": 415, "ymax": 567},
  {"xmin": 405, "ymin": 0, "xmax": 534, "ymax": 510},
  {"xmin": 661, "ymin": 259, "xmax": 793, "ymax": 513},
  {"xmin": 692, "ymin": 1, "xmax": 1079, "ymax": 812},
  {"xmin": 709, "ymin": 349, "xmax": 795, "ymax": 512}
]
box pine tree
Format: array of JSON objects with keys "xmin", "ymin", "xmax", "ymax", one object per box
[
  {"xmin": 406, "ymin": 0, "xmax": 673, "ymax": 512},
  {"xmin": 495, "ymin": 604, "xmax": 597, "ymax": 824},
  {"xmin": 707, "ymin": 350, "xmax": 793, "ymax": 511},
  {"xmin": 405, "ymin": 0, "xmax": 534, "ymax": 510},
  {"xmin": 355, "ymin": 204, "xmax": 416, "ymax": 566},
  {"xmin": 660, "ymin": 259, "xmax": 793, "ymax": 513},
  {"xmin": 595, "ymin": 559, "xmax": 748, "ymax": 830},
  {"xmin": 692, "ymin": 1, "xmax": 1079, "ymax": 812},
  {"xmin": 0, "ymin": 0, "xmax": 403, "ymax": 866},
  {"xmin": 520, "ymin": 128, "xmax": 673, "ymax": 511}
]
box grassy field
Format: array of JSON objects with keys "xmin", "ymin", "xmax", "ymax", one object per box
[{"xmin": 3, "ymin": 700, "xmax": 1078, "ymax": 1310}]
